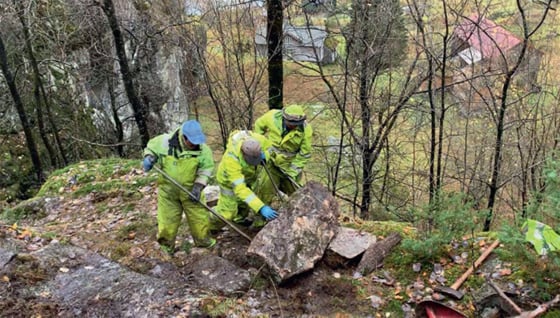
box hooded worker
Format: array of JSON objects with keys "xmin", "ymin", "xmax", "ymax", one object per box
[
  {"xmin": 254, "ymin": 104, "xmax": 313, "ymax": 203},
  {"xmin": 142, "ymin": 120, "xmax": 215, "ymax": 253},
  {"xmin": 211, "ymin": 130, "xmax": 278, "ymax": 230}
]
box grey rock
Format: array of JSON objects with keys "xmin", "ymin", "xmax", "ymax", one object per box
[
  {"xmin": 247, "ymin": 182, "xmax": 339, "ymax": 282},
  {"xmin": 328, "ymin": 226, "xmax": 376, "ymax": 259},
  {"xmin": 189, "ymin": 254, "xmax": 251, "ymax": 296}
]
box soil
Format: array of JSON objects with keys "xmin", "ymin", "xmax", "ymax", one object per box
[
  {"xmin": 0, "ymin": 182, "xmax": 376, "ymax": 317},
  {"xmin": 2, "ymin": 168, "xmax": 558, "ymax": 317},
  {"xmin": 209, "ymin": 227, "xmax": 373, "ymax": 316}
]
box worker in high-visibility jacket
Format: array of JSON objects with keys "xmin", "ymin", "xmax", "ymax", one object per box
[
  {"xmin": 142, "ymin": 120, "xmax": 215, "ymax": 252},
  {"xmin": 254, "ymin": 104, "xmax": 313, "ymax": 203},
  {"xmin": 211, "ymin": 130, "xmax": 278, "ymax": 230}
]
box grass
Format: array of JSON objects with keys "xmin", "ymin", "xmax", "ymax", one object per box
[{"xmin": 199, "ymin": 297, "xmax": 239, "ymax": 316}]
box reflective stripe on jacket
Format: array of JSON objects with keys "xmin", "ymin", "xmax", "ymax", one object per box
[{"xmin": 216, "ymin": 130, "xmax": 271, "ymax": 212}]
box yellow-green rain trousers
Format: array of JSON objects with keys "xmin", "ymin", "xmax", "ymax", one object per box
[
  {"xmin": 211, "ymin": 130, "xmax": 271, "ymax": 229},
  {"xmin": 254, "ymin": 109, "xmax": 313, "ymax": 203},
  {"xmin": 144, "ymin": 128, "xmax": 215, "ymax": 249}
]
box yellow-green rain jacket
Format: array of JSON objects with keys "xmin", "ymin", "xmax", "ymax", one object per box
[
  {"xmin": 143, "ymin": 128, "xmax": 214, "ymax": 190},
  {"xmin": 216, "ymin": 130, "xmax": 271, "ymax": 213},
  {"xmin": 254, "ymin": 109, "xmax": 312, "ymax": 178}
]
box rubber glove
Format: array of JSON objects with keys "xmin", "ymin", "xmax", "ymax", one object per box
[
  {"xmin": 260, "ymin": 151, "xmax": 266, "ymax": 163},
  {"xmin": 259, "ymin": 205, "xmax": 278, "ymax": 221},
  {"xmin": 143, "ymin": 155, "xmax": 155, "ymax": 172},
  {"xmin": 190, "ymin": 183, "xmax": 204, "ymax": 202}
]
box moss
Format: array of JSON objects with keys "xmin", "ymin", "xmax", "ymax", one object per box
[
  {"xmin": 342, "ymin": 220, "xmax": 417, "ymax": 239},
  {"xmin": 110, "ymin": 242, "xmax": 132, "ymax": 261},
  {"xmin": 200, "ymin": 297, "xmax": 238, "ymax": 316},
  {"xmin": 37, "ymin": 158, "xmax": 154, "ymax": 198},
  {"xmin": 1, "ymin": 197, "xmax": 49, "ymax": 223}
]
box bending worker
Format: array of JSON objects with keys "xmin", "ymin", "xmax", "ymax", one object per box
[
  {"xmin": 143, "ymin": 120, "xmax": 216, "ymax": 252},
  {"xmin": 254, "ymin": 104, "xmax": 313, "ymax": 203},
  {"xmin": 211, "ymin": 130, "xmax": 278, "ymax": 230}
]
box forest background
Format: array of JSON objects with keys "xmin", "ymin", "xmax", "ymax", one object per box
[{"xmin": 1, "ymin": 0, "xmax": 560, "ymax": 308}]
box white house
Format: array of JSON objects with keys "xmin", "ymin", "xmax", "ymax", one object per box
[{"xmin": 255, "ymin": 24, "xmax": 336, "ymax": 64}]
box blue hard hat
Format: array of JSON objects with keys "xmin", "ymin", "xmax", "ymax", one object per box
[{"xmin": 182, "ymin": 120, "xmax": 206, "ymax": 145}]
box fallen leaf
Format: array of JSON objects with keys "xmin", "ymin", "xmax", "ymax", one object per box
[
  {"xmin": 130, "ymin": 246, "xmax": 144, "ymax": 258},
  {"xmin": 499, "ymin": 268, "xmax": 512, "ymax": 276}
]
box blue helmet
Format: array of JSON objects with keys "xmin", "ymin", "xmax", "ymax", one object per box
[{"xmin": 182, "ymin": 120, "xmax": 206, "ymax": 145}]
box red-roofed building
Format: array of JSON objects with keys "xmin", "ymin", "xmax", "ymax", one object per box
[
  {"xmin": 448, "ymin": 15, "xmax": 542, "ymax": 114},
  {"xmin": 453, "ymin": 14, "xmax": 522, "ymax": 62}
]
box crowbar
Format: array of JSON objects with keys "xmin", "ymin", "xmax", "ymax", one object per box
[
  {"xmin": 152, "ymin": 165, "xmax": 252, "ymax": 242},
  {"xmin": 262, "ymin": 163, "xmax": 288, "ymax": 201},
  {"xmin": 285, "ymin": 174, "xmax": 302, "ymax": 189}
]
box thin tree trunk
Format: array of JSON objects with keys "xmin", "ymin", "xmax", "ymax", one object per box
[
  {"xmin": 267, "ymin": 0, "xmax": 283, "ymax": 110},
  {"xmin": 15, "ymin": 0, "xmax": 67, "ymax": 167},
  {"xmin": 108, "ymin": 74, "xmax": 124, "ymax": 157},
  {"xmin": 0, "ymin": 34, "xmax": 44, "ymax": 182},
  {"xmin": 101, "ymin": 0, "xmax": 150, "ymax": 147},
  {"xmin": 485, "ymin": 1, "xmax": 550, "ymax": 230}
]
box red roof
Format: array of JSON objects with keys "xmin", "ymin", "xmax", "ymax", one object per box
[{"xmin": 454, "ymin": 15, "xmax": 521, "ymax": 59}]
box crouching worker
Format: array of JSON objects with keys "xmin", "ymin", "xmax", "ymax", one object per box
[
  {"xmin": 211, "ymin": 130, "xmax": 278, "ymax": 231},
  {"xmin": 143, "ymin": 120, "xmax": 216, "ymax": 253},
  {"xmin": 254, "ymin": 104, "xmax": 313, "ymax": 203}
]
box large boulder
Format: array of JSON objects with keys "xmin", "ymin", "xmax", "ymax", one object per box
[{"xmin": 247, "ymin": 181, "xmax": 339, "ymax": 282}]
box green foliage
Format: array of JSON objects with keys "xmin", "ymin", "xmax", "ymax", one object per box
[
  {"xmin": 37, "ymin": 158, "xmax": 154, "ymax": 198},
  {"xmin": 115, "ymin": 217, "xmax": 154, "ymax": 241},
  {"xmin": 0, "ymin": 139, "xmax": 40, "ymax": 202},
  {"xmin": 400, "ymin": 192, "xmax": 483, "ymax": 264},
  {"xmin": 110, "ymin": 242, "xmax": 132, "ymax": 261},
  {"xmin": 179, "ymin": 240, "xmax": 192, "ymax": 254},
  {"xmin": 1, "ymin": 197, "xmax": 48, "ymax": 223},
  {"xmin": 343, "ymin": 220, "xmax": 417, "ymax": 239},
  {"xmin": 524, "ymin": 154, "xmax": 560, "ymax": 225},
  {"xmin": 200, "ymin": 297, "xmax": 238, "ymax": 317},
  {"xmin": 384, "ymin": 299, "xmax": 404, "ymax": 315},
  {"xmin": 497, "ymin": 224, "xmax": 560, "ymax": 299},
  {"xmin": 325, "ymin": 13, "xmax": 351, "ymax": 30},
  {"xmin": 41, "ymin": 231, "xmax": 59, "ymax": 240}
]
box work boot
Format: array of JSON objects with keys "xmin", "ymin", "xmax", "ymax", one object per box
[
  {"xmin": 157, "ymin": 237, "xmax": 176, "ymax": 255},
  {"xmin": 250, "ymin": 216, "xmax": 266, "ymax": 229},
  {"xmin": 195, "ymin": 237, "xmax": 216, "ymax": 248},
  {"xmin": 233, "ymin": 216, "xmax": 253, "ymax": 226}
]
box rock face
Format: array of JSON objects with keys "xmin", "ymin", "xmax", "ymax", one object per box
[
  {"xmin": 247, "ymin": 181, "xmax": 339, "ymax": 282},
  {"xmin": 0, "ymin": 240, "xmax": 206, "ymax": 317}
]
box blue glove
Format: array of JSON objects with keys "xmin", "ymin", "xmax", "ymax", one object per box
[
  {"xmin": 143, "ymin": 155, "xmax": 155, "ymax": 172},
  {"xmin": 190, "ymin": 183, "xmax": 204, "ymax": 202},
  {"xmin": 259, "ymin": 205, "xmax": 278, "ymax": 221},
  {"xmin": 260, "ymin": 151, "xmax": 266, "ymax": 165}
]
